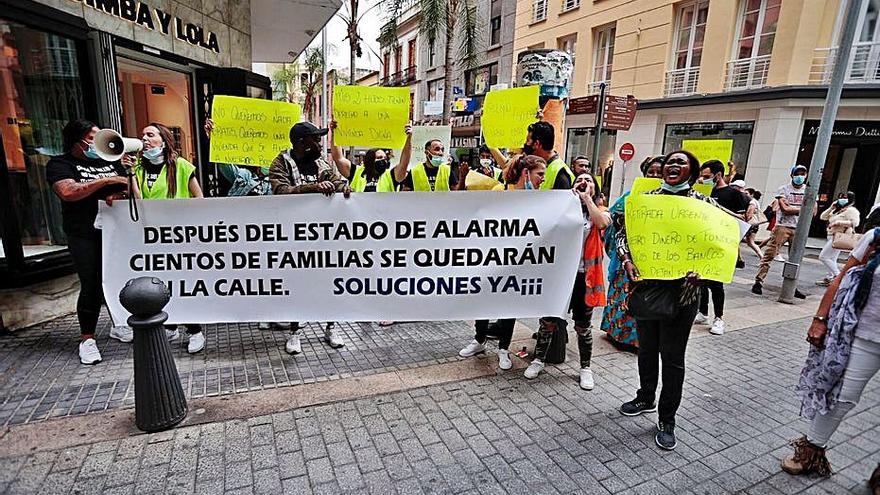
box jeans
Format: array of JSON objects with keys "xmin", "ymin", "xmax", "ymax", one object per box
[
  {"xmin": 699, "ymin": 281, "xmax": 725, "ymax": 318},
  {"xmin": 474, "ymin": 319, "xmax": 515, "ymax": 350},
  {"xmin": 807, "ymin": 337, "xmax": 880, "ymax": 447},
  {"xmin": 818, "ymin": 237, "xmax": 842, "ymax": 279},
  {"xmin": 570, "ymin": 274, "xmax": 594, "ymax": 368},
  {"xmin": 635, "ymin": 301, "xmax": 698, "ymax": 425},
  {"xmin": 67, "ymin": 231, "xmax": 103, "ymax": 335},
  {"xmin": 756, "ymin": 226, "xmax": 796, "ymax": 283}
]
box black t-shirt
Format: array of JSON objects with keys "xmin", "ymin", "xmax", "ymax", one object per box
[
  {"xmin": 297, "ymin": 159, "xmax": 320, "ymax": 184},
  {"xmin": 712, "ymin": 186, "xmax": 750, "ymax": 214},
  {"xmin": 401, "ymin": 163, "xmax": 458, "ymax": 191},
  {"xmin": 46, "ymin": 153, "xmax": 126, "ymax": 235},
  {"xmin": 348, "ymin": 164, "xmax": 382, "ymax": 193},
  {"xmin": 142, "ymin": 161, "xmax": 163, "ymax": 189}
]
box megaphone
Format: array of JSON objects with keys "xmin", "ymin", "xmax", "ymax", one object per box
[{"xmin": 94, "ymin": 129, "xmax": 142, "ymax": 161}]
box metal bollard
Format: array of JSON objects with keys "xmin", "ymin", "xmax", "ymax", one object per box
[{"xmin": 119, "ymin": 276, "xmax": 187, "ymax": 432}]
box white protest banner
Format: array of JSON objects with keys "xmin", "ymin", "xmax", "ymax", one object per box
[
  {"xmin": 391, "ymin": 125, "xmax": 452, "ymax": 169},
  {"xmin": 100, "ymin": 192, "xmax": 582, "ymax": 324}
]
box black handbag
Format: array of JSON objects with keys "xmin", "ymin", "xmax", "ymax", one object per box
[{"xmin": 627, "ymin": 281, "xmax": 680, "ymax": 320}]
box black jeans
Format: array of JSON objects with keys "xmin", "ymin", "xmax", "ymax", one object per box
[
  {"xmin": 67, "ymin": 231, "xmax": 103, "ymax": 335},
  {"xmin": 698, "ymin": 281, "xmax": 725, "ymax": 318},
  {"xmin": 635, "ymin": 302, "xmax": 698, "ymax": 425},
  {"xmin": 474, "ymin": 319, "xmax": 515, "ymax": 350}
]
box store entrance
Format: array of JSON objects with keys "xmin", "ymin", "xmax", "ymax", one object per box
[{"xmin": 116, "ymin": 56, "xmax": 197, "ymax": 164}]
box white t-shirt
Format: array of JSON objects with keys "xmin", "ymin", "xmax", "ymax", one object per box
[
  {"xmin": 849, "ymin": 232, "xmax": 880, "ymax": 343},
  {"xmin": 775, "ymin": 183, "xmax": 806, "ymax": 228}
]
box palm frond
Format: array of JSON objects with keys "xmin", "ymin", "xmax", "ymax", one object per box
[
  {"xmin": 457, "ymin": 0, "xmax": 480, "ymax": 71},
  {"xmin": 378, "ymin": 0, "xmax": 405, "ymax": 47},
  {"xmin": 420, "ymin": 0, "xmax": 446, "ymax": 45}
]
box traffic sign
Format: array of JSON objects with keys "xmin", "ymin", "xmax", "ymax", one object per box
[{"xmin": 619, "ymin": 142, "xmax": 635, "ymax": 161}]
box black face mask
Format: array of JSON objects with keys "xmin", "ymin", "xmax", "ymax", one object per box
[
  {"xmin": 522, "ymin": 143, "xmax": 535, "ymax": 155},
  {"xmin": 302, "ymin": 143, "xmax": 321, "ymax": 162},
  {"xmin": 373, "ymin": 159, "xmax": 389, "ymax": 172}
]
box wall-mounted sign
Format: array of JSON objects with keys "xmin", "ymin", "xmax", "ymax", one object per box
[{"xmin": 73, "ymin": 0, "xmax": 221, "ymax": 53}]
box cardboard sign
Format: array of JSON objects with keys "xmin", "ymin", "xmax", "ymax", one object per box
[
  {"xmin": 209, "ymin": 96, "xmax": 301, "ymax": 166},
  {"xmin": 391, "ymin": 125, "xmax": 452, "ymax": 169},
  {"xmin": 333, "ymin": 86, "xmax": 410, "ymax": 149},
  {"xmin": 481, "ymin": 86, "xmax": 540, "ymax": 148},
  {"xmin": 682, "ymin": 139, "xmax": 734, "ymax": 173}
]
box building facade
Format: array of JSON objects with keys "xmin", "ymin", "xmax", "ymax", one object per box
[{"xmin": 513, "ymin": 0, "xmax": 880, "ymax": 224}]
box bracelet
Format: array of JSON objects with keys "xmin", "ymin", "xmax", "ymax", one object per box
[{"xmin": 813, "ymin": 315, "xmax": 827, "ymax": 323}]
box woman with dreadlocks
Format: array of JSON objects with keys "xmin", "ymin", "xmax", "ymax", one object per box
[{"xmin": 783, "ymin": 228, "xmax": 880, "ymax": 492}]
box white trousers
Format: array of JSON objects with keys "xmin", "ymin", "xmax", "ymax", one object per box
[{"xmin": 818, "ymin": 237, "xmax": 842, "ymax": 279}]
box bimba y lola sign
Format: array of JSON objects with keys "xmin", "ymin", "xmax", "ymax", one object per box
[{"xmin": 70, "ymin": 0, "xmax": 220, "ymax": 53}]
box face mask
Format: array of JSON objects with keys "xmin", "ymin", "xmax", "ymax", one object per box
[
  {"xmin": 304, "ymin": 144, "xmax": 321, "ymax": 161},
  {"xmin": 661, "ymin": 181, "xmax": 691, "ymax": 193},
  {"xmin": 792, "ymin": 175, "xmax": 806, "ymax": 186},
  {"xmin": 701, "ymin": 178, "xmax": 716, "ymax": 188},
  {"xmin": 430, "ymin": 155, "xmax": 444, "ymax": 167},
  {"xmin": 522, "ymin": 143, "xmax": 535, "ymax": 155},
  {"xmin": 143, "ymin": 145, "xmax": 165, "ymax": 164},
  {"xmin": 837, "ymin": 198, "xmax": 849, "ymax": 207},
  {"xmin": 374, "ymin": 159, "xmax": 389, "ymax": 172},
  {"xmin": 480, "ymin": 158, "xmax": 492, "ymax": 168},
  {"xmin": 82, "ymin": 141, "xmax": 100, "ymax": 160}
]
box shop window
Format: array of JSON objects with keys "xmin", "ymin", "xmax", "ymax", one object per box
[
  {"xmin": 466, "ymin": 63, "xmax": 498, "ymax": 96},
  {"xmin": 0, "ymin": 19, "xmax": 88, "ymax": 259},
  {"xmin": 490, "ymin": 16, "xmax": 501, "ymax": 46},
  {"xmin": 662, "ymin": 122, "xmax": 755, "ymax": 177}
]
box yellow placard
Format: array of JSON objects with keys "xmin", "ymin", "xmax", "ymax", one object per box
[
  {"xmin": 333, "ymin": 86, "xmax": 410, "ymax": 149},
  {"xmin": 465, "ymin": 170, "xmax": 501, "ymax": 190},
  {"xmin": 631, "ymin": 177, "xmax": 662, "ymax": 195},
  {"xmin": 209, "ymin": 96, "xmax": 301, "ymax": 166},
  {"xmin": 682, "ymin": 139, "xmax": 734, "ymax": 174},
  {"xmin": 625, "ymin": 194, "xmax": 740, "ymax": 283},
  {"xmin": 481, "ymin": 86, "xmax": 540, "ymax": 149}
]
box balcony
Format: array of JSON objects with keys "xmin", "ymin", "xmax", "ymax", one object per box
[
  {"xmin": 809, "ymin": 41, "xmax": 880, "ymax": 85},
  {"xmin": 664, "ymin": 67, "xmax": 700, "ymax": 97},
  {"xmin": 588, "ymin": 80, "xmax": 610, "ymax": 95},
  {"xmin": 404, "ymin": 66, "xmax": 417, "ymax": 83},
  {"xmin": 724, "ymin": 55, "xmax": 771, "ymax": 91},
  {"xmin": 380, "ymin": 71, "xmax": 411, "ymax": 87}
]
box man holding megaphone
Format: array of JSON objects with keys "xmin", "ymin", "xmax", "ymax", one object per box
[{"xmin": 46, "ymin": 119, "xmax": 141, "ymax": 365}]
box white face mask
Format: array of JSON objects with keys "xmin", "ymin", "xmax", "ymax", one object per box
[
  {"xmin": 480, "ymin": 158, "xmax": 492, "ymax": 168},
  {"xmin": 143, "ymin": 145, "xmax": 165, "ymax": 164}
]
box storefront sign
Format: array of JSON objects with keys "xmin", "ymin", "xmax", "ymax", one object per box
[
  {"xmin": 450, "ymin": 115, "xmax": 475, "ymax": 128},
  {"xmin": 451, "ymin": 137, "xmax": 479, "ymax": 148},
  {"xmin": 100, "ymin": 193, "xmax": 582, "ymax": 323},
  {"xmin": 803, "ymin": 120, "xmax": 880, "ymax": 139},
  {"xmin": 72, "ymin": 0, "xmax": 221, "ymax": 53},
  {"xmin": 423, "ymin": 101, "xmax": 443, "ymax": 116}
]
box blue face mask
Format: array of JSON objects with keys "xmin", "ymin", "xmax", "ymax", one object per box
[
  {"xmin": 701, "ymin": 178, "xmax": 716, "ymax": 189},
  {"xmin": 429, "ymin": 155, "xmax": 444, "ymax": 167},
  {"xmin": 82, "ymin": 141, "xmax": 100, "ymax": 160},
  {"xmin": 524, "ymin": 177, "xmax": 534, "ymax": 190},
  {"xmin": 661, "ymin": 181, "xmax": 691, "ymax": 193},
  {"xmin": 143, "ymin": 145, "xmax": 165, "ymax": 164},
  {"xmin": 792, "ymin": 175, "xmax": 806, "ymax": 186},
  {"xmin": 837, "ymin": 198, "xmax": 849, "ymax": 207}
]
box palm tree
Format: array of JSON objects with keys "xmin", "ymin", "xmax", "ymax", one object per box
[
  {"xmin": 301, "ymin": 47, "xmax": 326, "ymax": 122},
  {"xmin": 380, "ymin": 0, "xmax": 481, "ymax": 124},
  {"xmin": 271, "ymin": 61, "xmax": 302, "ymax": 103}
]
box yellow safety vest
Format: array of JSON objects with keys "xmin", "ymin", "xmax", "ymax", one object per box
[
  {"xmin": 350, "ymin": 167, "xmax": 396, "ymax": 193},
  {"xmin": 411, "ymin": 163, "xmax": 451, "ymax": 192},
  {"xmin": 135, "ymin": 158, "xmax": 196, "ymax": 199},
  {"xmin": 541, "ymin": 156, "xmax": 574, "ymax": 190}
]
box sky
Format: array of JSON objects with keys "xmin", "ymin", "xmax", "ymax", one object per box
[{"xmin": 253, "ymin": 0, "xmax": 384, "ymax": 77}]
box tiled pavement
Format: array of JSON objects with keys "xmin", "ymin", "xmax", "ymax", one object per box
[{"xmin": 1, "ymin": 317, "xmax": 878, "ymax": 495}]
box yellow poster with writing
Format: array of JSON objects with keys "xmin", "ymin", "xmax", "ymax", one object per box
[
  {"xmin": 333, "ymin": 86, "xmax": 410, "ymax": 149},
  {"xmin": 481, "ymin": 86, "xmax": 540, "ymax": 148},
  {"xmin": 630, "ymin": 177, "xmax": 662, "ymax": 195},
  {"xmin": 624, "ymin": 194, "xmax": 739, "ymax": 283},
  {"xmin": 682, "ymin": 139, "xmax": 734, "ymax": 173},
  {"xmin": 209, "ymin": 96, "xmax": 301, "ymax": 166}
]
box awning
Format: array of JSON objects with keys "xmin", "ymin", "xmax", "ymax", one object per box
[{"xmin": 250, "ymin": 0, "xmax": 342, "ymax": 63}]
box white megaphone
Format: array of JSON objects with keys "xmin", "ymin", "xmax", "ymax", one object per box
[{"xmin": 94, "ymin": 129, "xmax": 143, "ymax": 161}]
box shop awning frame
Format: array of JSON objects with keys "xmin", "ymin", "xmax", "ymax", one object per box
[{"xmin": 250, "ymin": 0, "xmax": 343, "ymax": 63}]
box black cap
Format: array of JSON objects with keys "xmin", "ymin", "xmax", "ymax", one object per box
[{"xmin": 289, "ymin": 122, "xmax": 328, "ymax": 142}]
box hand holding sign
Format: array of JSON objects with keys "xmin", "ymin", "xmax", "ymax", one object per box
[
  {"xmin": 481, "ymin": 86, "xmax": 540, "ymax": 149},
  {"xmin": 209, "ymin": 96, "xmax": 301, "ymax": 166},
  {"xmin": 333, "ymin": 86, "xmax": 410, "ymax": 149}
]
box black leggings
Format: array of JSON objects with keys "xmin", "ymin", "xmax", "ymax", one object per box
[
  {"xmin": 698, "ymin": 281, "xmax": 725, "ymax": 318},
  {"xmin": 67, "ymin": 231, "xmax": 104, "ymax": 335},
  {"xmin": 473, "ymin": 319, "xmax": 515, "ymax": 350}
]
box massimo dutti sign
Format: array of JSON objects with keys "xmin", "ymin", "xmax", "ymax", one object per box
[{"xmin": 71, "ymin": 0, "xmax": 220, "ymax": 53}]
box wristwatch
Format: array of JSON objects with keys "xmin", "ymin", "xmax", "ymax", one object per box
[{"xmin": 813, "ymin": 315, "xmax": 827, "ymax": 323}]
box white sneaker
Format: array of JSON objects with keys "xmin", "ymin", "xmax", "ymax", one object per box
[
  {"xmin": 710, "ymin": 318, "xmax": 726, "ymax": 336},
  {"xmin": 498, "ymin": 350, "xmax": 512, "ymax": 370},
  {"xmin": 165, "ymin": 328, "xmax": 180, "ymax": 342},
  {"xmin": 693, "ymin": 313, "xmax": 709, "ymax": 325},
  {"xmin": 774, "ymin": 254, "xmax": 786, "ymax": 262},
  {"xmin": 324, "ymin": 326, "xmax": 344, "ymax": 348},
  {"xmin": 579, "ymin": 368, "xmax": 595, "ymax": 390},
  {"xmin": 459, "ymin": 339, "xmax": 486, "ymax": 357},
  {"xmin": 79, "ymin": 339, "xmax": 102, "ymax": 365},
  {"xmin": 523, "ymin": 360, "xmax": 545, "ymax": 379},
  {"xmin": 258, "ymin": 322, "xmax": 271, "ymax": 330},
  {"xmin": 187, "ymin": 332, "xmax": 206, "ymax": 354},
  {"xmin": 285, "ymin": 334, "xmax": 302, "ymax": 355},
  {"xmin": 275, "ymin": 322, "xmax": 292, "ymax": 329},
  {"xmin": 109, "ymin": 325, "xmax": 133, "ymax": 343}
]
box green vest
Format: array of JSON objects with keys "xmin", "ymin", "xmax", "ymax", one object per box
[
  {"xmin": 136, "ymin": 157, "xmax": 196, "ymax": 199},
  {"xmin": 350, "ymin": 166, "xmax": 396, "ymax": 193},
  {"xmin": 411, "ymin": 163, "xmax": 451, "ymax": 192},
  {"xmin": 541, "ymin": 157, "xmax": 574, "ymax": 190}
]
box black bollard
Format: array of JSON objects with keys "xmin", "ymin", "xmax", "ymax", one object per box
[{"xmin": 119, "ymin": 276, "xmax": 187, "ymax": 432}]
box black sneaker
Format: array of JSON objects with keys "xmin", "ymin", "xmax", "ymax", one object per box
[
  {"xmin": 620, "ymin": 398, "xmax": 657, "ymax": 416},
  {"xmin": 655, "ymin": 422, "xmax": 677, "ymax": 450},
  {"xmin": 751, "ymin": 282, "xmax": 763, "ymax": 295},
  {"xmin": 795, "ymin": 289, "xmax": 807, "ymax": 299}
]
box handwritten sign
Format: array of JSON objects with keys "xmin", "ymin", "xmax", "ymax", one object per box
[
  {"xmin": 209, "ymin": 96, "xmax": 301, "ymax": 166},
  {"xmin": 333, "ymin": 86, "xmax": 410, "ymax": 149},
  {"xmin": 625, "ymin": 194, "xmax": 739, "ymax": 283},
  {"xmin": 392, "ymin": 126, "xmax": 452, "ymax": 169},
  {"xmin": 630, "ymin": 177, "xmax": 713, "ymax": 196},
  {"xmin": 481, "ymin": 85, "xmax": 540, "ymax": 148},
  {"xmin": 682, "ymin": 139, "xmax": 734, "ymax": 173}
]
